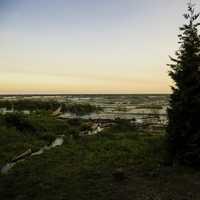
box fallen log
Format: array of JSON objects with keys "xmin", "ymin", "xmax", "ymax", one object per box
[{"xmin": 11, "ymin": 149, "xmax": 32, "ymax": 162}]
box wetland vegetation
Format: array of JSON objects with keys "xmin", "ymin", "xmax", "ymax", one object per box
[{"xmin": 0, "ymin": 94, "xmax": 200, "ymax": 200}]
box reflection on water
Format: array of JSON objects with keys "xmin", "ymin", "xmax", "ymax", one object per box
[{"xmin": 60, "ymin": 104, "xmax": 168, "ymax": 125}]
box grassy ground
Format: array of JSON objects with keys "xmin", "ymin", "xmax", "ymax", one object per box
[{"xmin": 0, "ymin": 114, "xmax": 200, "ymax": 200}]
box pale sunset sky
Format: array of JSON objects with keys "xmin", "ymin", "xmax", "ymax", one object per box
[{"xmin": 0, "ymin": 0, "xmax": 199, "ymax": 94}]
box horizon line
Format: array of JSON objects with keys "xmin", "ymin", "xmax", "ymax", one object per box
[{"xmin": 0, "ymin": 92, "xmax": 170, "ymax": 96}]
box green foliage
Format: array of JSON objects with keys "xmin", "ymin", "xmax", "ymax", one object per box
[
  {"xmin": 103, "ymin": 118, "xmax": 136, "ymax": 134},
  {"xmin": 64, "ymin": 103, "xmax": 102, "ymax": 115},
  {"xmin": 0, "ymin": 113, "xmax": 69, "ymax": 142},
  {"xmin": 0, "ymin": 126, "xmax": 46, "ymax": 164},
  {"xmin": 1, "ymin": 111, "xmax": 199, "ymax": 200},
  {"xmin": 167, "ymin": 3, "xmax": 200, "ymax": 166},
  {"xmin": 2, "ymin": 128, "xmax": 198, "ymax": 200},
  {"xmin": 0, "ymin": 99, "xmax": 59, "ymax": 112},
  {"xmin": 0, "ymin": 100, "xmax": 101, "ymax": 115},
  {"xmin": 1, "ymin": 113, "xmax": 36, "ymax": 133}
]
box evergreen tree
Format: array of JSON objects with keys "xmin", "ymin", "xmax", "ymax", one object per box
[{"xmin": 167, "ymin": 2, "xmax": 200, "ymax": 166}]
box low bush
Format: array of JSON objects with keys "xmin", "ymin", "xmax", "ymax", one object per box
[{"xmin": 1, "ymin": 113, "xmax": 36, "ymax": 133}]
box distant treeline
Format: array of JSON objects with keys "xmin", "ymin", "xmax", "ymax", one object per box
[{"xmin": 0, "ymin": 100, "xmax": 101, "ymax": 115}]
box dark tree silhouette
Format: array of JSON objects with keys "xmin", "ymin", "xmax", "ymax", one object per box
[{"xmin": 167, "ymin": 2, "xmax": 200, "ymax": 166}]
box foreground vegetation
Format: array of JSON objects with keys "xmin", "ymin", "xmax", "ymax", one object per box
[{"xmin": 0, "ymin": 112, "xmax": 200, "ymax": 200}]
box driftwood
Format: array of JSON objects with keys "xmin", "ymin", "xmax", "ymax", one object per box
[
  {"xmin": 52, "ymin": 106, "xmax": 62, "ymax": 116},
  {"xmin": 11, "ymin": 149, "xmax": 32, "ymax": 162}
]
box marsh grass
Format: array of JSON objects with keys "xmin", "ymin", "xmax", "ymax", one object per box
[{"xmin": 0, "ymin": 113, "xmax": 200, "ymax": 200}]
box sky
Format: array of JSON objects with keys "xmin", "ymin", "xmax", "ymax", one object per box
[{"xmin": 0, "ymin": 0, "xmax": 199, "ymax": 94}]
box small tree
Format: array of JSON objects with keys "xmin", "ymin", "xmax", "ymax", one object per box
[{"xmin": 167, "ymin": 2, "xmax": 200, "ymax": 166}]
